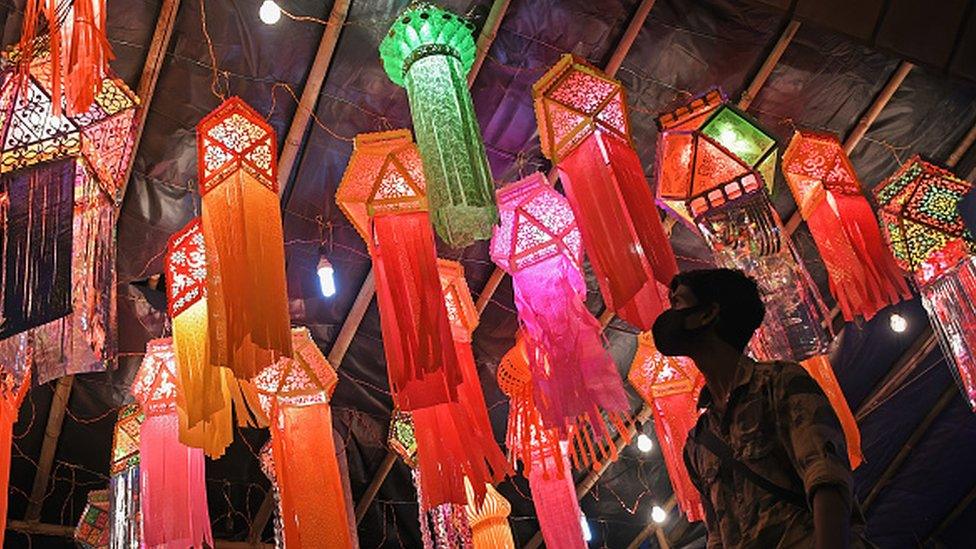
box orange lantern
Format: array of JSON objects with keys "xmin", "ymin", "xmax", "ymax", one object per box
[
  {"xmin": 336, "ymin": 129, "xmax": 461, "ymax": 411},
  {"xmin": 197, "ymin": 97, "xmax": 292, "ymax": 379},
  {"xmin": 252, "ymin": 327, "xmax": 354, "ymax": 548},
  {"xmin": 464, "ymin": 478, "xmax": 515, "ymax": 549},
  {"xmin": 533, "ymin": 54, "xmax": 676, "ymax": 330}
]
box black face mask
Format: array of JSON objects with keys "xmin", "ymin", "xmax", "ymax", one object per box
[{"xmin": 651, "ymin": 305, "xmax": 712, "ymax": 357}]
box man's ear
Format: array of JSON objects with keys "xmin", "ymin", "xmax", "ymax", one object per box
[{"xmin": 697, "ymin": 302, "xmax": 720, "ymax": 327}]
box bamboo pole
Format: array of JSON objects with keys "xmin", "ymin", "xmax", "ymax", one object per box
[
  {"xmin": 855, "ymin": 328, "xmax": 937, "ymax": 421},
  {"xmin": 737, "ymin": 19, "xmax": 801, "ymax": 110},
  {"xmin": 467, "ymin": 0, "xmax": 511, "ymax": 87},
  {"xmin": 946, "ymin": 121, "xmax": 976, "ymax": 169},
  {"xmin": 926, "ymin": 480, "xmax": 976, "ymax": 544},
  {"xmin": 354, "ymin": 450, "xmax": 397, "ymax": 523},
  {"xmin": 23, "ymin": 376, "xmax": 74, "ymax": 522},
  {"xmin": 604, "ymin": 0, "xmax": 657, "ymax": 79}
]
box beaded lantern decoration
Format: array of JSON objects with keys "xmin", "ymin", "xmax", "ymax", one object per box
[
  {"xmin": 131, "ymin": 339, "xmax": 213, "ymax": 549},
  {"xmin": 166, "ymin": 217, "xmax": 268, "ymax": 458},
  {"xmin": 379, "ymin": 3, "xmax": 496, "ymax": 248},
  {"xmin": 0, "ymin": 334, "xmax": 30, "ymax": 547},
  {"xmin": 0, "ymin": 43, "xmax": 137, "ymax": 384},
  {"xmin": 464, "ymin": 478, "xmax": 515, "ymax": 549},
  {"xmin": 75, "ymin": 489, "xmax": 110, "ymax": 549},
  {"xmin": 258, "ymin": 441, "xmax": 285, "ymax": 549},
  {"xmin": 533, "ymin": 54, "xmax": 677, "ymax": 330},
  {"xmin": 252, "ymin": 327, "xmax": 354, "ymax": 548},
  {"xmin": 108, "ymin": 403, "xmax": 142, "ymax": 549},
  {"xmin": 782, "ymin": 131, "xmax": 910, "ymax": 321},
  {"xmin": 336, "ymin": 130, "xmax": 461, "ymax": 411},
  {"xmin": 875, "ymin": 157, "xmax": 976, "ymax": 409},
  {"xmin": 657, "ymin": 92, "xmax": 863, "ymax": 468},
  {"xmin": 197, "ymin": 97, "xmax": 292, "ymax": 379},
  {"xmin": 628, "ymin": 333, "xmax": 704, "ymax": 522},
  {"xmin": 490, "ymin": 172, "xmax": 629, "ymax": 439}
]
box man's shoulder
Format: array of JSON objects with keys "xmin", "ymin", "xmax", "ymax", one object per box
[{"xmin": 751, "ymin": 360, "xmax": 811, "ymax": 388}]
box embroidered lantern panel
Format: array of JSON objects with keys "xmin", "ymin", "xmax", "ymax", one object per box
[
  {"xmin": 380, "ymin": 3, "xmax": 496, "ymax": 248},
  {"xmin": 75, "ymin": 489, "xmax": 110, "ymax": 549}
]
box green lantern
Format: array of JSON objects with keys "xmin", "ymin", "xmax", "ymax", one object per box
[{"xmin": 380, "ymin": 2, "xmax": 497, "ymax": 248}]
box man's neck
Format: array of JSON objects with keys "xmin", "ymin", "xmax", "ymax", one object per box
[{"xmin": 692, "ymin": 343, "xmax": 743, "ymax": 414}]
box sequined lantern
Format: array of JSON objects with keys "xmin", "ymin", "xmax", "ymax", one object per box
[
  {"xmin": 258, "ymin": 441, "xmax": 285, "ymax": 549},
  {"xmin": 655, "ymin": 88, "xmax": 776, "ymax": 225},
  {"xmin": 131, "ymin": 339, "xmax": 213, "ymax": 549},
  {"xmin": 197, "ymin": 97, "xmax": 291, "ymax": 379},
  {"xmin": 108, "ymin": 403, "xmax": 142, "ymax": 549},
  {"xmin": 0, "ymin": 334, "xmax": 30, "ymax": 547},
  {"xmin": 628, "ymin": 332, "xmax": 704, "ymax": 522},
  {"xmin": 379, "ymin": 3, "xmax": 496, "ymax": 248},
  {"xmin": 490, "ymin": 172, "xmax": 629, "ymax": 437},
  {"xmin": 782, "ymin": 131, "xmax": 910, "ymax": 321},
  {"xmin": 533, "ymin": 54, "xmax": 677, "ymax": 330},
  {"xmin": 166, "ymin": 217, "xmax": 268, "ymax": 458},
  {"xmin": 875, "ymin": 157, "xmax": 976, "ymax": 409},
  {"xmin": 336, "ymin": 130, "xmax": 461, "ymax": 411},
  {"xmin": 252, "ymin": 327, "xmax": 354, "ymax": 548},
  {"xmin": 0, "ymin": 44, "xmax": 137, "ymax": 383},
  {"xmin": 75, "ymin": 489, "xmax": 110, "ymax": 549}
]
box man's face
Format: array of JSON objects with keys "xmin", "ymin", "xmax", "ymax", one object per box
[
  {"xmin": 653, "ymin": 283, "xmax": 713, "ymax": 357},
  {"xmin": 669, "ymin": 284, "xmax": 700, "ymax": 311}
]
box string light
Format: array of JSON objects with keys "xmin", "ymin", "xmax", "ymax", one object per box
[
  {"xmin": 651, "ymin": 505, "xmax": 667, "ymax": 524},
  {"xmin": 317, "ymin": 257, "xmax": 337, "ymax": 298},
  {"xmin": 636, "ymin": 433, "xmax": 654, "ymax": 453},
  {"xmin": 580, "ymin": 513, "xmax": 592, "ymax": 542},
  {"xmin": 259, "ymin": 0, "xmax": 282, "ymax": 24},
  {"xmin": 889, "ymin": 312, "xmax": 908, "ymax": 333}
]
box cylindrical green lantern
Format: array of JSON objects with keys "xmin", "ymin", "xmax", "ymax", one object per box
[{"xmin": 380, "ymin": 2, "xmax": 498, "ymax": 248}]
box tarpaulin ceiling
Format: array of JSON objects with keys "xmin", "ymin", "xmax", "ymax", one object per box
[{"xmin": 0, "ymin": 0, "xmax": 974, "ymax": 547}]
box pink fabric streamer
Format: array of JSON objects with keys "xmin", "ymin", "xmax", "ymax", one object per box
[
  {"xmin": 139, "ymin": 414, "xmax": 213, "ymax": 549},
  {"xmin": 527, "ymin": 449, "xmax": 586, "ymax": 549}
]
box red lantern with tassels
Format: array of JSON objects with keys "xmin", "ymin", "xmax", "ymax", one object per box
[
  {"xmin": 628, "ymin": 332, "xmax": 705, "ymax": 522},
  {"xmin": 782, "ymin": 131, "xmax": 910, "ymax": 321},
  {"xmin": 490, "ymin": 172, "xmax": 629, "ymax": 441},
  {"xmin": 336, "ymin": 129, "xmax": 461, "ymax": 411},
  {"xmin": 533, "ymin": 54, "xmax": 676, "ymax": 330},
  {"xmin": 197, "ymin": 97, "xmax": 292, "ymax": 379}
]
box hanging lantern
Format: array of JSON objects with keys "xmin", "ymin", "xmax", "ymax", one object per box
[
  {"xmin": 108, "ymin": 403, "xmax": 143, "ymax": 549},
  {"xmin": 197, "ymin": 97, "xmax": 291, "ymax": 379},
  {"xmin": 131, "ymin": 339, "xmax": 213, "ymax": 549},
  {"xmin": 875, "ymin": 157, "xmax": 976, "ymax": 409},
  {"xmin": 0, "ymin": 333, "xmax": 31, "ymax": 547},
  {"xmin": 336, "ymin": 129, "xmax": 461, "ymax": 410},
  {"xmin": 533, "ymin": 54, "xmax": 676, "ymax": 330},
  {"xmin": 655, "ymin": 87, "xmax": 776, "ymax": 225},
  {"xmin": 527, "ymin": 443, "xmax": 587, "ymax": 549},
  {"xmin": 252, "ymin": 327, "xmax": 354, "ymax": 548},
  {"xmin": 0, "ymin": 43, "xmax": 138, "ymax": 383},
  {"xmin": 628, "ymin": 332, "xmax": 704, "ymax": 522},
  {"xmin": 75, "ymin": 489, "xmax": 110, "ymax": 549},
  {"xmin": 166, "ymin": 217, "xmax": 268, "ymax": 458},
  {"xmin": 379, "ymin": 3, "xmax": 497, "ymax": 248},
  {"xmin": 782, "ymin": 131, "xmax": 910, "ymax": 321},
  {"xmin": 490, "ymin": 172, "xmax": 629, "ymax": 437},
  {"xmin": 464, "ymin": 478, "xmax": 515, "ymax": 549}
]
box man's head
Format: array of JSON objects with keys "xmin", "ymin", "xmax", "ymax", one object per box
[{"xmin": 651, "ymin": 268, "xmax": 766, "ymax": 357}]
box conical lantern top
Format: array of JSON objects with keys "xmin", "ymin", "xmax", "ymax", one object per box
[
  {"xmin": 379, "ymin": 3, "xmax": 477, "ymax": 87},
  {"xmin": 131, "ymin": 338, "xmax": 180, "ymax": 416},
  {"xmin": 781, "ymin": 131, "xmax": 861, "ymax": 218},
  {"xmin": 627, "ymin": 332, "xmax": 701, "ymax": 402},
  {"xmin": 166, "ymin": 218, "xmax": 207, "ymax": 318}
]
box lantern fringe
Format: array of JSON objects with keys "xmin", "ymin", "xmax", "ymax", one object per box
[
  {"xmin": 650, "ymin": 391, "xmax": 704, "ymax": 522},
  {"xmin": 920, "ymin": 255, "xmax": 976, "ymax": 411},
  {"xmin": 799, "ymin": 355, "xmax": 863, "ymax": 468},
  {"xmin": 372, "ymin": 211, "xmax": 461, "ymax": 410},
  {"xmin": 109, "ymin": 466, "xmax": 140, "ymax": 549},
  {"xmin": 202, "ymin": 170, "xmax": 292, "ymax": 379}
]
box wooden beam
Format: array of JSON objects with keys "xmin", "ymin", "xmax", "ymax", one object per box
[
  {"xmin": 737, "ymin": 19, "xmax": 801, "ymax": 110},
  {"xmin": 277, "ymin": 0, "xmax": 351, "ymax": 195},
  {"xmin": 926, "ymin": 480, "xmax": 976, "ymax": 544},
  {"xmin": 327, "ymin": 269, "xmax": 376, "ymax": 366},
  {"xmin": 246, "ymin": 488, "xmax": 276, "ymax": 544},
  {"xmin": 116, "ymin": 0, "xmax": 182, "ymax": 205},
  {"xmin": 624, "ymin": 496, "xmax": 678, "ymax": 549},
  {"xmin": 475, "ymin": 267, "xmax": 505, "ymax": 315},
  {"xmin": 862, "ymin": 384, "xmax": 957, "ymax": 511},
  {"xmin": 23, "ymin": 375, "xmax": 74, "ymax": 522},
  {"xmin": 5, "ymin": 520, "xmax": 273, "ymax": 548},
  {"xmin": 855, "ymin": 328, "xmax": 937, "ymax": 421},
  {"xmin": 945, "ymin": 120, "xmax": 976, "ymax": 169},
  {"xmin": 354, "ymin": 449, "xmax": 397, "ymax": 524},
  {"xmin": 604, "ymin": 0, "xmax": 657, "ymax": 78}
]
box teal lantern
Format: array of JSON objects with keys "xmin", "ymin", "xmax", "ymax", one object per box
[{"xmin": 380, "ymin": 3, "xmax": 497, "ymax": 248}]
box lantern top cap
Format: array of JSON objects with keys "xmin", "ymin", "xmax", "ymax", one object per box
[
  {"xmin": 531, "ymin": 53, "xmax": 617, "ymax": 97},
  {"xmin": 437, "ymin": 258, "xmax": 479, "ymax": 341},
  {"xmin": 353, "ymin": 128, "xmax": 415, "ymax": 150},
  {"xmin": 196, "ymin": 96, "xmax": 271, "ymax": 135},
  {"xmin": 252, "ymin": 327, "xmax": 337, "ymax": 409},
  {"xmin": 656, "ymin": 87, "xmax": 727, "ymax": 131},
  {"xmin": 379, "ymin": 3, "xmax": 477, "ymax": 87}
]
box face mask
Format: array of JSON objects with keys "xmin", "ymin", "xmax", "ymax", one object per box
[{"xmin": 651, "ymin": 305, "xmax": 711, "ymax": 357}]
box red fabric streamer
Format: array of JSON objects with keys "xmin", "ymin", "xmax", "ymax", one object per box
[
  {"xmin": 527, "ymin": 446, "xmax": 586, "ymax": 549},
  {"xmin": 0, "ymin": 335, "xmax": 31, "ymax": 548}
]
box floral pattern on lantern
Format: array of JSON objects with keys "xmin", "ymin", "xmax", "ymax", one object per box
[
  {"xmin": 533, "ymin": 54, "xmax": 676, "ymax": 330},
  {"xmin": 379, "ymin": 3, "xmax": 496, "ymax": 248}
]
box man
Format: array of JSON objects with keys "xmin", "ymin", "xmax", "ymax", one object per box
[{"xmin": 652, "ymin": 268, "xmax": 868, "ymax": 548}]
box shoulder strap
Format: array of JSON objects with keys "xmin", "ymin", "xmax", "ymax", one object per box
[{"xmin": 697, "ymin": 428, "xmax": 807, "ymax": 509}]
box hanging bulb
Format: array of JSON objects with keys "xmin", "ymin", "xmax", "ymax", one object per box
[
  {"xmin": 636, "ymin": 433, "xmax": 653, "ymax": 453},
  {"xmin": 651, "ymin": 505, "xmax": 667, "ymax": 524},
  {"xmin": 580, "ymin": 513, "xmax": 592, "ymax": 542},
  {"xmin": 889, "ymin": 312, "xmax": 907, "ymax": 333},
  {"xmin": 317, "ymin": 257, "xmax": 336, "ymax": 297},
  {"xmin": 259, "ymin": 1, "xmax": 282, "ymax": 24}
]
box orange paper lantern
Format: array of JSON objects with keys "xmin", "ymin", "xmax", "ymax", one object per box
[{"xmin": 464, "ymin": 478, "xmax": 515, "ymax": 549}]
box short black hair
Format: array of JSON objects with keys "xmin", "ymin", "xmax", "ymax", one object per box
[{"xmin": 670, "ymin": 268, "xmax": 765, "ymax": 352}]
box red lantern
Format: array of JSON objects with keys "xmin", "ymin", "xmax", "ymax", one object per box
[
  {"xmin": 533, "ymin": 54, "xmax": 676, "ymax": 330},
  {"xmin": 336, "ymin": 129, "xmax": 461, "ymax": 410},
  {"xmin": 197, "ymin": 97, "xmax": 292, "ymax": 379},
  {"xmin": 782, "ymin": 131, "xmax": 910, "ymax": 321}
]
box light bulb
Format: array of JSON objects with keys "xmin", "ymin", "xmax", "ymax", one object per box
[
  {"xmin": 637, "ymin": 433, "xmax": 653, "ymax": 453},
  {"xmin": 259, "ymin": 0, "xmax": 282, "ymax": 24},
  {"xmin": 317, "ymin": 257, "xmax": 336, "ymax": 297},
  {"xmin": 580, "ymin": 514, "xmax": 592, "ymax": 542},
  {"xmin": 889, "ymin": 312, "xmax": 907, "ymax": 333},
  {"xmin": 651, "ymin": 505, "xmax": 667, "ymax": 524}
]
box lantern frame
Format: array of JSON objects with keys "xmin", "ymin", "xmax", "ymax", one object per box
[
  {"xmin": 252, "ymin": 327, "xmax": 338, "ymax": 411},
  {"xmin": 196, "ymin": 96, "xmax": 277, "ymax": 195}
]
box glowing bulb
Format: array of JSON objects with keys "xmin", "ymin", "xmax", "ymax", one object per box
[
  {"xmin": 259, "ymin": 1, "xmax": 281, "ymax": 24},
  {"xmin": 651, "ymin": 505, "xmax": 667, "ymax": 524},
  {"xmin": 580, "ymin": 514, "xmax": 592, "ymax": 542},
  {"xmin": 317, "ymin": 257, "xmax": 336, "ymax": 297},
  {"xmin": 889, "ymin": 312, "xmax": 907, "ymax": 333},
  {"xmin": 637, "ymin": 433, "xmax": 653, "ymax": 453}
]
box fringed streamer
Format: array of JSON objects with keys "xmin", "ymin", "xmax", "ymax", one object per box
[
  {"xmin": 372, "ymin": 211, "xmax": 461, "ymax": 410},
  {"xmin": 257, "ymin": 442, "xmax": 285, "ymax": 549},
  {"xmin": 799, "ymin": 355, "xmax": 863, "ymax": 468},
  {"xmin": 527, "ymin": 448, "xmax": 586, "ymax": 549},
  {"xmin": 18, "ymin": 0, "xmax": 113, "ymax": 115},
  {"xmin": 920, "ymin": 255, "xmax": 976, "ymax": 411},
  {"xmin": 109, "ymin": 467, "xmax": 140, "ymax": 549},
  {"xmin": 138, "ymin": 415, "xmax": 213, "ymax": 549},
  {"xmin": 464, "ymin": 479, "xmax": 516, "ymax": 549},
  {"xmin": 412, "ymin": 469, "xmax": 473, "ymax": 549},
  {"xmin": 0, "ymin": 336, "xmax": 30, "ymax": 548}
]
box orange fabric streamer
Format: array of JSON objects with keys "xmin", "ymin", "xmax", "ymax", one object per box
[
  {"xmin": 0, "ymin": 335, "xmax": 31, "ymax": 548},
  {"xmin": 464, "ymin": 479, "xmax": 515, "ymax": 549},
  {"xmin": 800, "ymin": 355, "xmax": 863, "ymax": 468},
  {"xmin": 197, "ymin": 97, "xmax": 292, "ymax": 379}
]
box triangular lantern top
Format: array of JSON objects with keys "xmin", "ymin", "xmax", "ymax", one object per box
[
  {"xmin": 252, "ymin": 327, "xmax": 338, "ymax": 413},
  {"xmin": 196, "ymin": 96, "xmax": 277, "ymax": 195},
  {"xmin": 437, "ymin": 259, "xmax": 479, "ymax": 343},
  {"xmin": 782, "ymin": 131, "xmax": 861, "ymax": 219}
]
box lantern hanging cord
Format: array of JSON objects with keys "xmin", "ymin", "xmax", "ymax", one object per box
[
  {"xmin": 268, "ymin": 81, "xmax": 355, "ymax": 142},
  {"xmin": 199, "ymin": 0, "xmax": 228, "ymax": 101}
]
